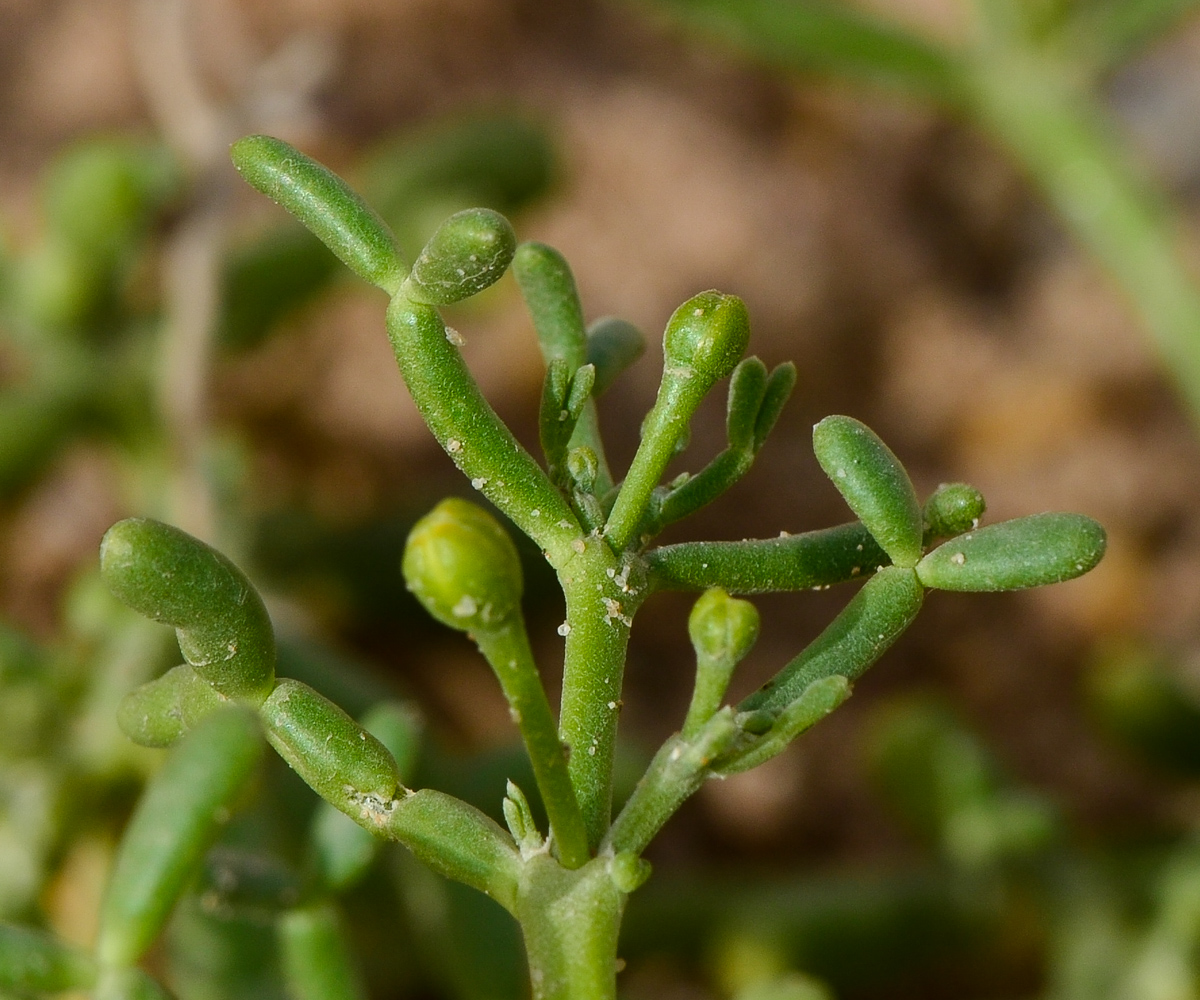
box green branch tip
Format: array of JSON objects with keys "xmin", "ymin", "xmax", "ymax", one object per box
[
  {"xmin": 230, "ymin": 135, "xmax": 405, "ymax": 294},
  {"xmin": 812, "ymin": 415, "xmax": 923, "ymax": 568},
  {"xmin": 404, "ymin": 207, "xmax": 516, "ymax": 305},
  {"xmin": 402, "ymin": 498, "xmax": 524, "ymax": 633},
  {"xmin": 100, "ymin": 518, "xmax": 276, "ymax": 704},
  {"xmin": 684, "ymin": 588, "xmax": 761, "ymax": 738},
  {"xmin": 916, "ymin": 513, "xmax": 1106, "ymax": 591}
]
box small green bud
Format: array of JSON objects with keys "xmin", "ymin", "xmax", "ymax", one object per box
[
  {"xmin": 609, "ymin": 852, "xmax": 652, "ymax": 893},
  {"xmin": 812, "ymin": 416, "xmax": 923, "ymax": 569},
  {"xmin": 924, "ymin": 482, "xmax": 986, "ymax": 540},
  {"xmin": 100, "ymin": 518, "xmax": 275, "ymax": 704},
  {"xmin": 689, "ymin": 587, "xmax": 761, "ymax": 666},
  {"xmin": 567, "ymin": 446, "xmax": 599, "ymax": 493},
  {"xmin": 402, "ymin": 498, "xmax": 524, "ymax": 633},
  {"xmin": 683, "ymin": 588, "xmax": 760, "ymax": 738},
  {"xmin": 230, "ymin": 135, "xmax": 404, "ymax": 293},
  {"xmin": 663, "ymin": 291, "xmax": 750, "ymax": 387},
  {"xmin": 502, "ymin": 780, "xmax": 544, "ymax": 856},
  {"xmin": 587, "ymin": 317, "xmax": 645, "ymax": 395},
  {"xmin": 117, "ymin": 664, "xmax": 224, "ymax": 748},
  {"xmin": 260, "ymin": 679, "xmax": 404, "ymax": 828},
  {"xmin": 916, "ymin": 513, "xmax": 1106, "ymax": 591},
  {"xmin": 405, "ymin": 208, "xmax": 516, "ymax": 305}
]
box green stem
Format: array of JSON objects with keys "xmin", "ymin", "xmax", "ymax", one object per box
[
  {"xmin": 557, "ymin": 540, "xmax": 643, "ymax": 849},
  {"xmin": 385, "ymin": 296, "xmax": 581, "ymax": 563},
  {"xmin": 517, "ymin": 856, "xmax": 625, "ymax": 1000},
  {"xmin": 645, "ymin": 521, "xmax": 889, "ymax": 594},
  {"xmin": 605, "ymin": 378, "xmax": 695, "ymax": 552},
  {"xmin": 474, "ymin": 618, "xmax": 591, "ymax": 868}
]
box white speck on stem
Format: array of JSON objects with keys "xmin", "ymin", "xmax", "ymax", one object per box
[
  {"xmin": 447, "ymin": 439, "xmax": 462, "ymax": 454},
  {"xmin": 836, "ymin": 468, "xmax": 847, "ymax": 478},
  {"xmin": 453, "ymin": 595, "xmax": 478, "ymax": 618},
  {"xmin": 445, "ymin": 327, "xmax": 466, "ymax": 347},
  {"xmin": 557, "ymin": 622, "xmax": 571, "ymax": 637},
  {"xmin": 471, "ymin": 477, "xmax": 487, "ymax": 490},
  {"xmin": 950, "ymin": 552, "xmax": 966, "ymax": 566},
  {"xmin": 572, "ymin": 538, "xmax": 586, "ymax": 554},
  {"xmin": 531, "ymin": 509, "xmax": 540, "ymax": 517}
]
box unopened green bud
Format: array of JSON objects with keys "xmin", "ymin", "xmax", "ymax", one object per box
[
  {"xmin": 812, "ymin": 416, "xmax": 923, "ymax": 569},
  {"xmin": 683, "ymin": 588, "xmax": 760, "ymax": 738},
  {"xmin": 609, "ymin": 851, "xmax": 652, "ymax": 893},
  {"xmin": 260, "ymin": 679, "xmax": 403, "ymax": 828},
  {"xmin": 567, "ymin": 446, "xmax": 599, "ymax": 493},
  {"xmin": 405, "ymin": 208, "xmax": 516, "ymax": 305},
  {"xmin": 663, "ymin": 291, "xmax": 750, "ymax": 388},
  {"xmin": 402, "ymin": 498, "xmax": 523, "ymax": 633},
  {"xmin": 117, "ymin": 664, "xmax": 224, "ymax": 748},
  {"xmin": 916, "ymin": 513, "xmax": 1106, "ymax": 591},
  {"xmin": 100, "ymin": 518, "xmax": 276, "ymax": 704},
  {"xmin": 924, "ymin": 483, "xmax": 986, "ymax": 540},
  {"xmin": 689, "ymin": 587, "xmax": 761, "ymax": 666}
]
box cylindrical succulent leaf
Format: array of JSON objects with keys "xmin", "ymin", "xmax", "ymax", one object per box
[
  {"xmin": 812, "ymin": 416, "xmax": 923, "ymax": 569},
  {"xmin": 260, "ymin": 679, "xmax": 404, "ymax": 828},
  {"xmin": 405, "ymin": 208, "xmax": 516, "ymax": 305},
  {"xmin": 402, "ymin": 498, "xmax": 524, "ymax": 633},
  {"xmin": 514, "ymin": 241, "xmax": 588, "ymax": 367},
  {"xmin": 96, "ymin": 707, "xmax": 263, "ymax": 967},
  {"xmin": 587, "ymin": 317, "xmax": 645, "ymax": 395},
  {"xmin": 230, "ymin": 135, "xmax": 404, "ymax": 293},
  {"xmin": 923, "ymin": 482, "xmax": 986, "ymax": 540},
  {"xmin": 117, "ymin": 663, "xmax": 223, "ymax": 747},
  {"xmin": 742, "ymin": 566, "xmax": 925, "ymax": 714},
  {"xmin": 279, "ymin": 904, "xmax": 366, "ymax": 1000},
  {"xmin": 663, "ymin": 291, "xmax": 750, "ymax": 388},
  {"xmin": 100, "ymin": 518, "xmax": 276, "ymax": 704},
  {"xmin": 915, "ymin": 513, "xmax": 1106, "ymax": 591}
]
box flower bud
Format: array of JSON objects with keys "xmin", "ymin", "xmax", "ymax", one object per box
[
  {"xmin": 402, "ymin": 498, "xmax": 524, "ymax": 633},
  {"xmin": 663, "ymin": 291, "xmax": 750, "ymax": 388},
  {"xmin": 405, "ymin": 208, "xmax": 516, "ymax": 305},
  {"xmin": 924, "ymin": 482, "xmax": 986, "ymax": 540},
  {"xmin": 688, "ymin": 587, "xmax": 760, "ymax": 667}
]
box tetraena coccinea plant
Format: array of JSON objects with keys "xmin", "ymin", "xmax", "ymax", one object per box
[{"xmin": 2, "ymin": 135, "xmax": 1106, "ymax": 1000}]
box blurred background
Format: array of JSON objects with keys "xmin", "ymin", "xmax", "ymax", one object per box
[{"xmin": 4, "ymin": 1, "xmax": 1200, "ymax": 998}]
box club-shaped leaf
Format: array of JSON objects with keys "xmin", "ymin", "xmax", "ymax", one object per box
[
  {"xmin": 916, "ymin": 513, "xmax": 1106, "ymax": 591},
  {"xmin": 923, "ymin": 482, "xmax": 986, "ymax": 541},
  {"xmin": 742, "ymin": 566, "xmax": 924, "ymax": 714},
  {"xmin": 813, "ymin": 416, "xmax": 923, "ymax": 568},
  {"xmin": 97, "ymin": 707, "xmax": 263, "ymax": 967},
  {"xmin": 100, "ymin": 518, "xmax": 276, "ymax": 704},
  {"xmin": 230, "ymin": 135, "xmax": 404, "ymax": 293},
  {"xmin": 117, "ymin": 663, "xmax": 223, "ymax": 747},
  {"xmin": 587, "ymin": 317, "xmax": 645, "ymax": 395}
]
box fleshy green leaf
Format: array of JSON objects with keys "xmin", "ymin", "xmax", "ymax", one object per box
[
  {"xmin": 742, "ymin": 566, "xmax": 924, "ymax": 714},
  {"xmin": 812, "ymin": 416, "xmax": 923, "ymax": 568},
  {"xmin": 97, "ymin": 707, "xmax": 263, "ymax": 967},
  {"xmin": 923, "ymin": 482, "xmax": 986, "ymax": 542},
  {"xmin": 117, "ymin": 663, "xmax": 223, "ymax": 747},
  {"xmin": 100, "ymin": 518, "xmax": 276, "ymax": 704},
  {"xmin": 915, "ymin": 513, "xmax": 1106, "ymax": 591},
  {"xmin": 587, "ymin": 317, "xmax": 645, "ymax": 395},
  {"xmin": 230, "ymin": 135, "xmax": 404, "ymax": 293}
]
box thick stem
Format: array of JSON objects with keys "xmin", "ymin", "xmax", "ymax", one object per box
[
  {"xmin": 557, "ymin": 540, "xmax": 643, "ymax": 849},
  {"xmin": 517, "ymin": 856, "xmax": 625, "ymax": 1000},
  {"xmin": 474, "ymin": 618, "xmax": 590, "ymax": 869}
]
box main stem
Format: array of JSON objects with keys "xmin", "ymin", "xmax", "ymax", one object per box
[{"xmin": 556, "ymin": 538, "xmax": 643, "ymax": 849}]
